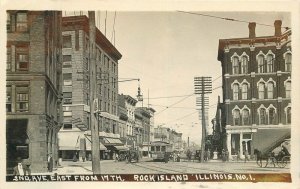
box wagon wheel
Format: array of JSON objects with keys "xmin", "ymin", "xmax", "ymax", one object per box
[{"xmin": 280, "ymin": 156, "xmax": 289, "ymax": 168}]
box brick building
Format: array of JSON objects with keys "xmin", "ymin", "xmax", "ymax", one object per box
[
  {"xmin": 58, "ymin": 15, "xmax": 122, "ymax": 161},
  {"xmin": 6, "ymin": 11, "xmax": 63, "ymax": 173},
  {"xmin": 217, "ymin": 21, "xmax": 291, "ymax": 160}
]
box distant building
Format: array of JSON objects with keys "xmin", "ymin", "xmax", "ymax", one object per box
[
  {"xmin": 6, "ymin": 11, "xmax": 63, "ymax": 173},
  {"xmin": 153, "ymin": 126, "xmax": 183, "ymax": 152},
  {"xmin": 217, "ymin": 20, "xmax": 291, "ymax": 160}
]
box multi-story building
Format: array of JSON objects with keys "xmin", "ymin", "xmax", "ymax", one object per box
[
  {"xmin": 217, "ymin": 20, "xmax": 291, "ymax": 160},
  {"xmin": 118, "ymin": 94, "xmax": 138, "ymax": 148},
  {"xmin": 153, "ymin": 126, "xmax": 183, "ymax": 152},
  {"xmin": 58, "ymin": 15, "xmax": 122, "ymax": 161},
  {"xmin": 148, "ymin": 108, "xmax": 156, "ymax": 142},
  {"xmin": 6, "ymin": 11, "xmax": 63, "ymax": 173}
]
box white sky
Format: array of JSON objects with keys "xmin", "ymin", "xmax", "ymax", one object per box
[{"xmin": 96, "ymin": 11, "xmax": 290, "ymax": 144}]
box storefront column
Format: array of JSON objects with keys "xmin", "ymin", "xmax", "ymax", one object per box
[
  {"xmin": 240, "ymin": 132, "xmax": 243, "ymax": 158},
  {"xmin": 226, "ymin": 132, "xmax": 231, "ymax": 159}
]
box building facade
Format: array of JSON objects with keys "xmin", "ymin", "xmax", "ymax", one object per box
[
  {"xmin": 58, "ymin": 15, "xmax": 122, "ymax": 161},
  {"xmin": 217, "ymin": 21, "xmax": 291, "ymax": 160},
  {"xmin": 6, "ymin": 11, "xmax": 63, "ymax": 173}
]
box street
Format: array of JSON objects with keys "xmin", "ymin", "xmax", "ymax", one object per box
[{"xmin": 42, "ymin": 158, "xmax": 290, "ymax": 175}]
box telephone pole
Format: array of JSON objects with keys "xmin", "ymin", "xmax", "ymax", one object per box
[
  {"xmin": 194, "ymin": 77, "xmax": 212, "ymax": 163},
  {"xmin": 89, "ymin": 11, "xmax": 101, "ymax": 174}
]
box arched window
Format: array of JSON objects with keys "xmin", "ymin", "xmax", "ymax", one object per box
[
  {"xmin": 257, "ymin": 55, "xmax": 264, "ymax": 73},
  {"xmin": 285, "ymin": 81, "xmax": 291, "ymax": 98},
  {"xmin": 287, "ymin": 107, "xmax": 291, "ymax": 124},
  {"xmin": 242, "ymin": 109, "xmax": 250, "ymax": 125},
  {"xmin": 266, "ymin": 54, "xmax": 274, "ymax": 73},
  {"xmin": 259, "ymin": 108, "xmax": 267, "ymax": 125},
  {"xmin": 241, "ymin": 56, "xmax": 248, "ymax": 74},
  {"xmin": 258, "ymin": 82, "xmax": 265, "ymax": 99},
  {"xmin": 267, "ymin": 82, "xmax": 274, "ymax": 99},
  {"xmin": 241, "ymin": 83, "xmax": 248, "ymax": 100},
  {"xmin": 232, "ymin": 57, "xmax": 239, "ymax": 74},
  {"xmin": 268, "ymin": 108, "xmax": 276, "ymax": 124},
  {"xmin": 285, "ymin": 53, "xmax": 291, "ymax": 72},
  {"xmin": 233, "ymin": 84, "xmax": 239, "ymax": 100},
  {"xmin": 233, "ymin": 109, "xmax": 240, "ymax": 126}
]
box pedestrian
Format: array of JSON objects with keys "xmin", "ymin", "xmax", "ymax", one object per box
[
  {"xmin": 221, "ymin": 149, "xmax": 226, "ymax": 162},
  {"xmin": 13, "ymin": 157, "xmax": 31, "ymax": 176},
  {"xmin": 164, "ymin": 152, "xmax": 169, "ymax": 163},
  {"xmin": 73, "ymin": 152, "xmax": 78, "ymax": 162},
  {"xmin": 48, "ymin": 153, "xmax": 53, "ymax": 172},
  {"xmin": 237, "ymin": 149, "xmax": 241, "ymax": 162},
  {"xmin": 225, "ymin": 150, "xmax": 229, "ymax": 161},
  {"xmin": 115, "ymin": 153, "xmax": 119, "ymax": 162},
  {"xmin": 244, "ymin": 150, "xmax": 249, "ymax": 163}
]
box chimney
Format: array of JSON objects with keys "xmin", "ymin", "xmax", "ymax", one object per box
[
  {"xmin": 274, "ymin": 20, "xmax": 282, "ymax": 36},
  {"xmin": 248, "ymin": 22, "xmax": 256, "ymax": 38}
]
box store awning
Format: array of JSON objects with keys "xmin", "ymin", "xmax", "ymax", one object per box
[
  {"xmin": 85, "ymin": 136, "xmax": 107, "ymax": 151},
  {"xmin": 103, "ymin": 138, "xmax": 123, "ymax": 145},
  {"xmin": 58, "ymin": 132, "xmax": 81, "ymax": 150},
  {"xmin": 114, "ymin": 146, "xmax": 129, "ymax": 151}
]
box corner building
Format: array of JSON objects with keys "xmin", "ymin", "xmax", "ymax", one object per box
[
  {"xmin": 217, "ymin": 21, "xmax": 291, "ymax": 160},
  {"xmin": 6, "ymin": 11, "xmax": 63, "ymax": 173}
]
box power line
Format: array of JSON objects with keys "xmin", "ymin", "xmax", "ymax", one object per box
[
  {"xmin": 177, "ymin": 11, "xmax": 291, "ymax": 30},
  {"xmin": 148, "ymin": 94, "xmax": 195, "ymax": 100}
]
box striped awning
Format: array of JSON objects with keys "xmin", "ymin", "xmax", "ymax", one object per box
[{"xmin": 85, "ymin": 136, "xmax": 107, "ymax": 151}]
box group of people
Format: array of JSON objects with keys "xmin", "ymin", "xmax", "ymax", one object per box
[{"xmin": 13, "ymin": 153, "xmax": 54, "ymax": 176}]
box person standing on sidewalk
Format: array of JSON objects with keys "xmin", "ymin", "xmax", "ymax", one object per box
[
  {"xmin": 48, "ymin": 153, "xmax": 53, "ymax": 172},
  {"xmin": 244, "ymin": 150, "xmax": 250, "ymax": 163},
  {"xmin": 13, "ymin": 157, "xmax": 31, "ymax": 175}
]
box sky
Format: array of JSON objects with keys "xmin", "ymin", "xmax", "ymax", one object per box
[{"xmin": 67, "ymin": 11, "xmax": 291, "ymax": 145}]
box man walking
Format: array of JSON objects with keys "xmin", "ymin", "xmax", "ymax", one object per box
[{"xmin": 47, "ymin": 153, "xmax": 53, "ymax": 172}]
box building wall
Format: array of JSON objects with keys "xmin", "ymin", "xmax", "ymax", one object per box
[{"xmin": 6, "ymin": 11, "xmax": 62, "ymax": 173}]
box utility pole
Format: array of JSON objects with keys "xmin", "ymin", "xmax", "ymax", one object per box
[
  {"xmin": 194, "ymin": 77, "xmax": 212, "ymax": 163},
  {"xmin": 89, "ymin": 11, "xmax": 101, "ymax": 174}
]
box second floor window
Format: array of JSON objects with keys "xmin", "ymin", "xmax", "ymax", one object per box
[
  {"xmin": 6, "ymin": 86, "xmax": 12, "ymax": 112},
  {"xmin": 63, "ymin": 73, "xmax": 72, "ymax": 86},
  {"xmin": 7, "ymin": 47, "xmax": 11, "ymax": 71},
  {"xmin": 259, "ymin": 108, "xmax": 267, "ymax": 125},
  {"xmin": 63, "ymin": 92, "xmax": 72, "ymax": 104},
  {"xmin": 242, "ymin": 109, "xmax": 250, "ymax": 125},
  {"xmin": 258, "ymin": 82, "xmax": 265, "ymax": 99},
  {"xmin": 241, "ymin": 83, "xmax": 248, "ymax": 100},
  {"xmin": 267, "ymin": 82, "xmax": 274, "ymax": 99},
  {"xmin": 16, "ymin": 86, "xmax": 29, "ymax": 112},
  {"xmin": 63, "ymin": 55, "xmax": 72, "ymax": 68},
  {"xmin": 233, "ymin": 84, "xmax": 239, "ymax": 100},
  {"xmin": 285, "ymin": 81, "xmax": 291, "ymax": 98},
  {"xmin": 233, "ymin": 109, "xmax": 240, "ymax": 126},
  {"xmin": 269, "ymin": 108, "xmax": 276, "ymax": 124}
]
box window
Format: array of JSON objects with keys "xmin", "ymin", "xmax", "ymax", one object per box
[
  {"xmin": 16, "ymin": 12, "xmax": 28, "ymax": 32},
  {"xmin": 7, "ymin": 47, "xmax": 11, "ymax": 71},
  {"xmin": 269, "ymin": 108, "xmax": 276, "ymax": 124},
  {"xmin": 233, "ymin": 84, "xmax": 239, "ymax": 100},
  {"xmin": 258, "ymin": 82, "xmax": 265, "ymax": 99},
  {"xmin": 63, "ymin": 92, "xmax": 72, "ymax": 104},
  {"xmin": 16, "ymin": 47, "xmax": 29, "ymax": 71},
  {"xmin": 285, "ymin": 81, "xmax": 291, "ymax": 98},
  {"xmin": 63, "ymin": 73, "xmax": 72, "ymax": 86},
  {"xmin": 259, "ymin": 108, "xmax": 267, "ymax": 125},
  {"xmin": 62, "ymin": 55, "xmax": 72, "ymax": 68},
  {"xmin": 241, "ymin": 56, "xmax": 248, "ymax": 74},
  {"xmin": 241, "ymin": 84, "xmax": 248, "ymax": 100},
  {"xmin": 267, "ymin": 82, "xmax": 274, "ymax": 99},
  {"xmin": 63, "ymin": 35, "xmax": 72, "ymax": 48},
  {"xmin": 63, "ymin": 123, "xmax": 72, "ymax": 130},
  {"xmin": 257, "ymin": 55, "xmax": 264, "ymax": 73},
  {"xmin": 242, "ymin": 109, "xmax": 250, "ymax": 125},
  {"xmin": 233, "ymin": 109, "xmax": 240, "ymax": 126},
  {"xmin": 266, "ymin": 54, "xmax": 274, "ymax": 73},
  {"xmin": 6, "ymin": 86, "xmax": 12, "ymax": 112},
  {"xmin": 285, "ymin": 53, "xmax": 291, "ymax": 72},
  {"xmin": 7, "ymin": 12, "xmax": 11, "ymax": 32},
  {"xmin": 286, "ymin": 107, "xmax": 291, "ymax": 124},
  {"xmin": 16, "ymin": 86, "xmax": 29, "ymax": 112},
  {"xmin": 232, "ymin": 57, "xmax": 239, "ymax": 74}
]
